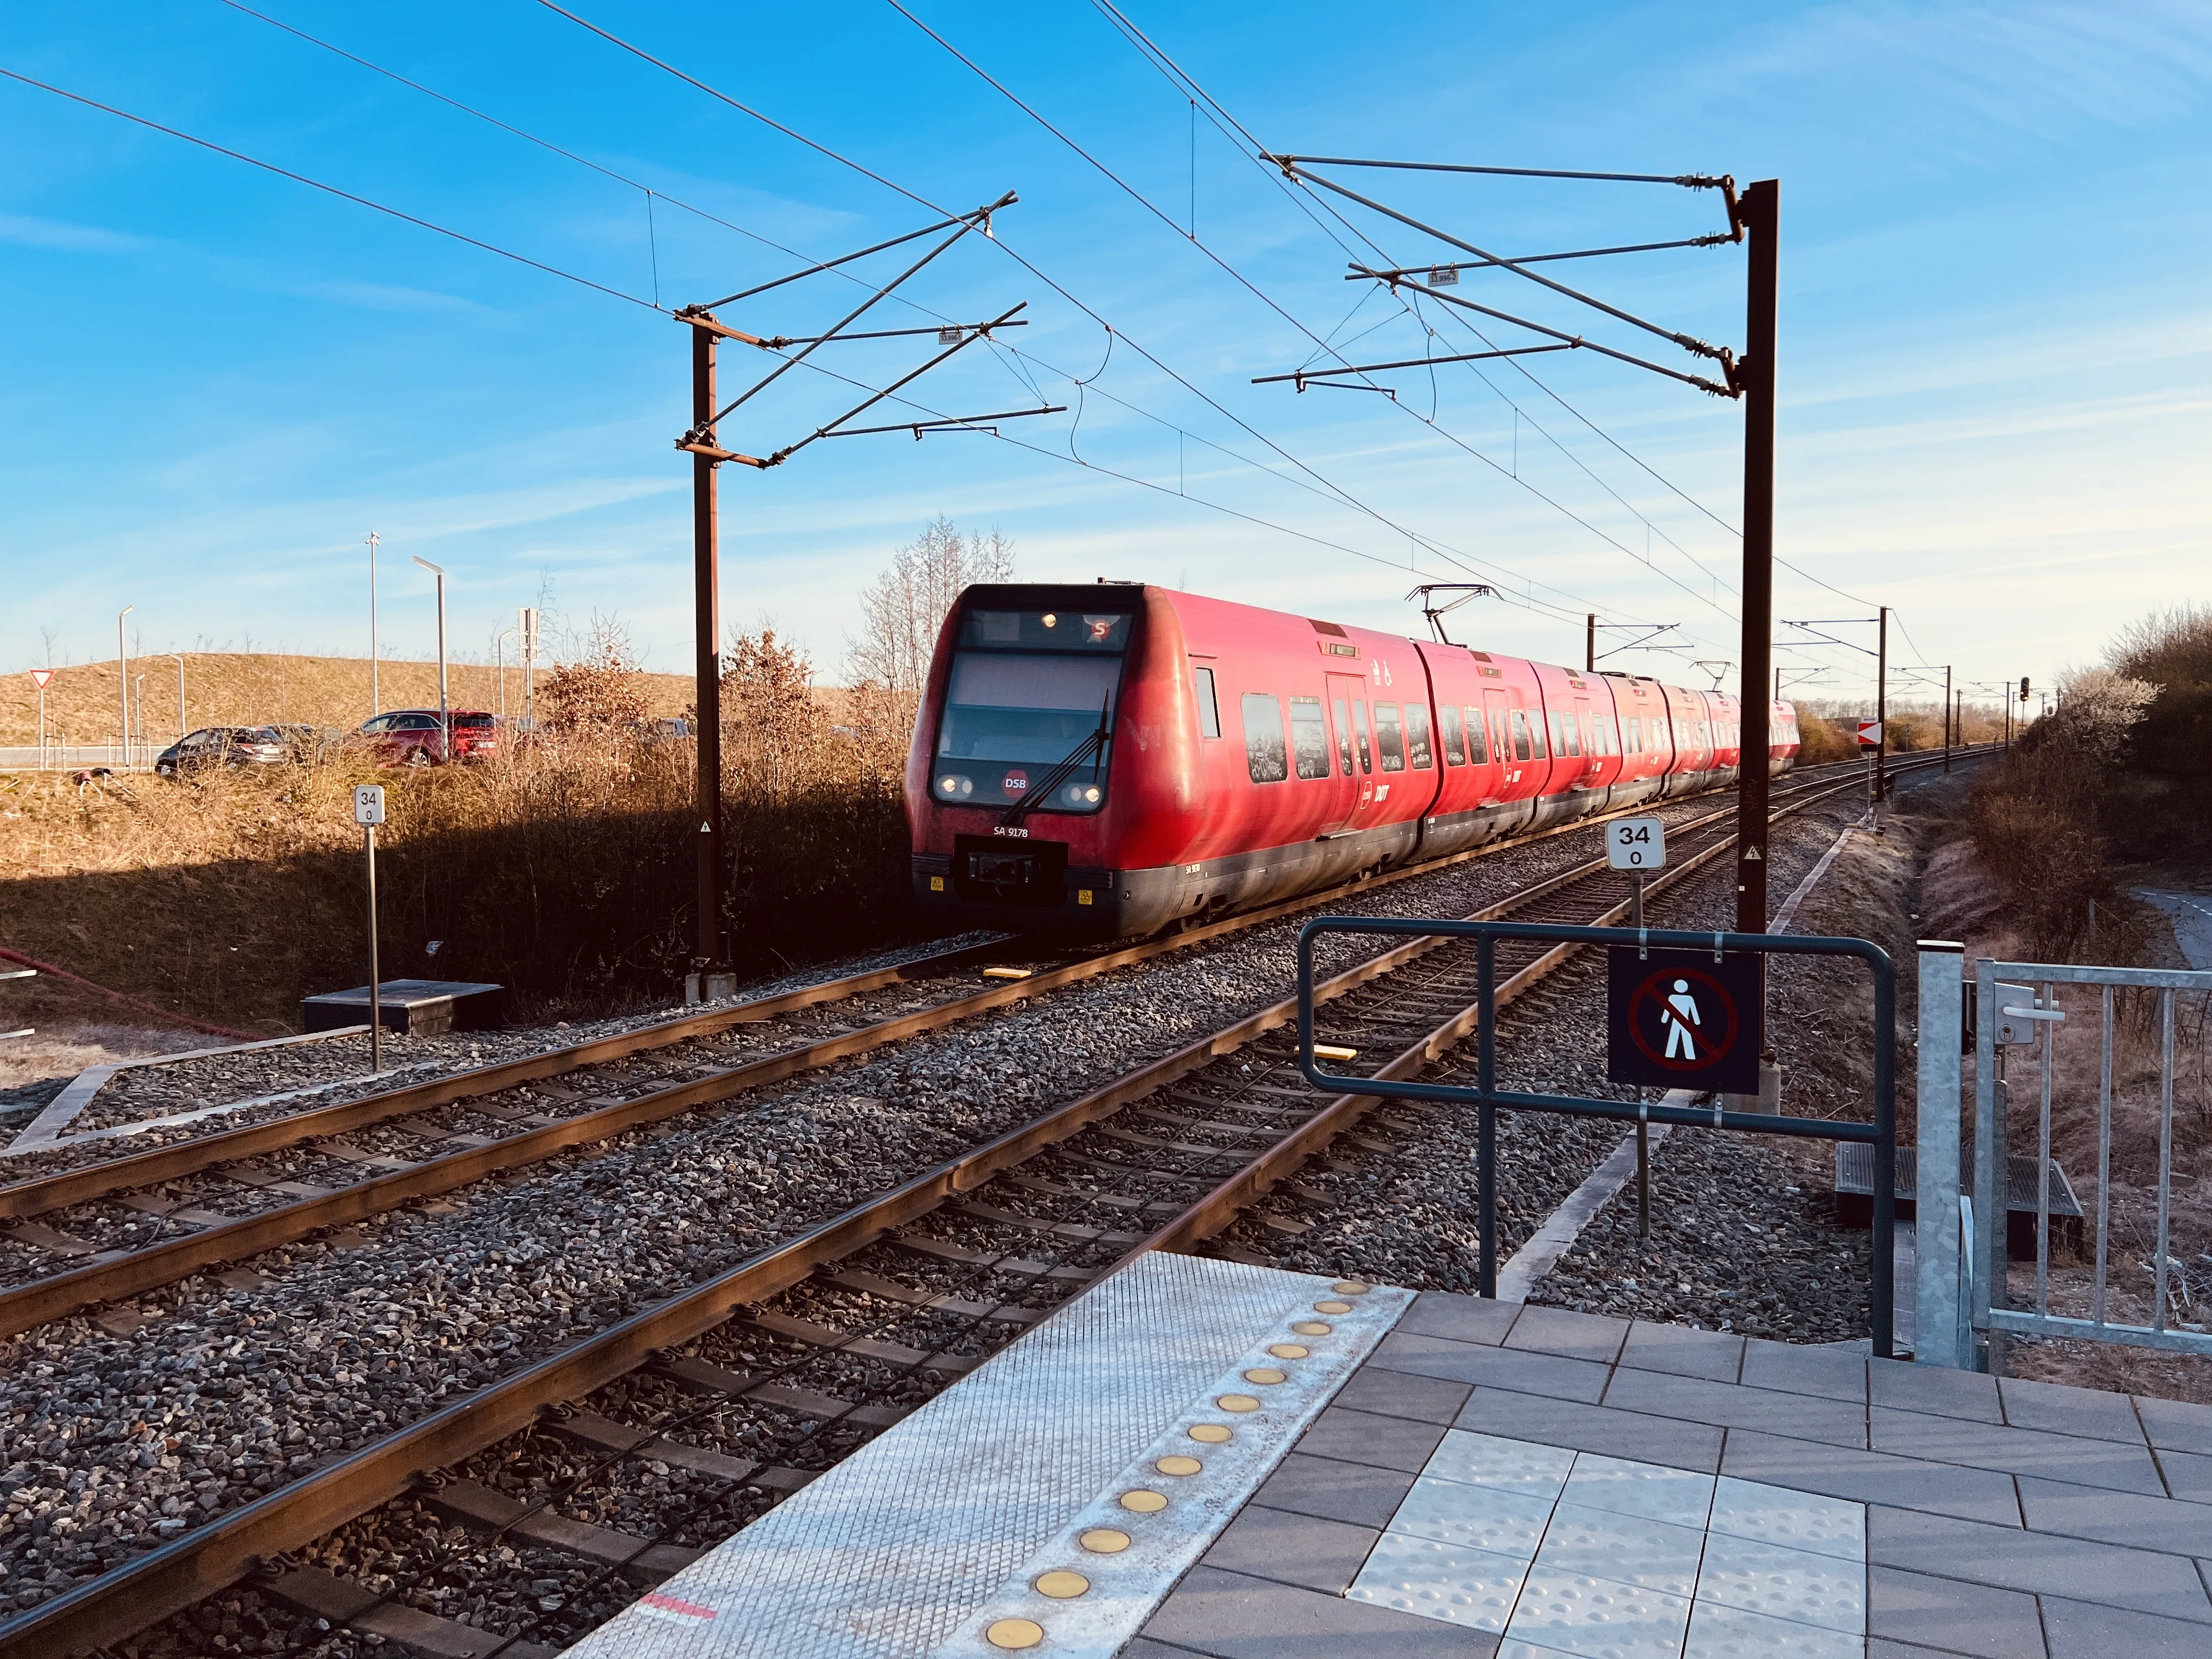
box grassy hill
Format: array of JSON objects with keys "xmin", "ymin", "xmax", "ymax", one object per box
[{"xmin": 1, "ymin": 652, "xmax": 697, "ymax": 747}]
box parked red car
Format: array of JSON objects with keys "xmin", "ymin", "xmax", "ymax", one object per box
[{"xmin": 356, "ymin": 709, "xmax": 498, "ymax": 766}]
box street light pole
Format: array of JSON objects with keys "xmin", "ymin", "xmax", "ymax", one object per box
[
  {"xmin": 496, "ymin": 627, "xmax": 516, "ymax": 724},
  {"xmin": 116, "ymin": 604, "xmax": 134, "ymax": 769},
  {"xmin": 411, "ymin": 556, "xmax": 448, "ymax": 760},
  {"xmin": 1734, "ymin": 178, "xmax": 1778, "ymax": 938},
  {"xmin": 366, "ymin": 532, "xmax": 381, "ymax": 718}
]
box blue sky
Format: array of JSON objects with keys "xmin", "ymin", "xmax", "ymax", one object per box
[{"xmin": 3, "ymin": 1, "xmax": 2206, "ymax": 708}]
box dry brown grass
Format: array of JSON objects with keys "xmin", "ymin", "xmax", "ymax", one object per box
[{"xmin": 0, "ymin": 634, "xmax": 918, "ymax": 1032}]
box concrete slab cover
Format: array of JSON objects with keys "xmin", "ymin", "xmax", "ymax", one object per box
[{"xmin": 564, "ymin": 1253, "xmax": 1409, "ymax": 1659}]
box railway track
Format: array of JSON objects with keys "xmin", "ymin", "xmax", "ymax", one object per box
[
  {"xmin": 0, "ymin": 757, "xmax": 1910, "ymax": 1344},
  {"xmin": 0, "ymin": 753, "xmax": 1974, "ymax": 1658}
]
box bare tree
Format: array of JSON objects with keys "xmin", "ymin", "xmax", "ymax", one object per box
[{"xmin": 847, "ymin": 516, "xmax": 1014, "ymax": 698}]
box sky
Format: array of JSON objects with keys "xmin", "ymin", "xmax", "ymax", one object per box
[{"xmin": 2, "ymin": 0, "xmax": 2207, "ymax": 710}]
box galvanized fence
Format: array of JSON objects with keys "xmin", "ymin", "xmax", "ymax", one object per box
[
  {"xmin": 1918, "ymin": 952, "xmax": 2212, "ymax": 1368},
  {"xmin": 1296, "ymin": 917, "xmax": 1901, "ymax": 1356}
]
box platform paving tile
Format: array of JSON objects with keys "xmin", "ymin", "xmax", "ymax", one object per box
[
  {"xmin": 2039, "ymin": 1592, "xmax": 2212, "ymax": 1658},
  {"xmin": 1375, "ymin": 1330, "xmax": 1613, "ymax": 1402},
  {"xmin": 2158, "ymin": 1446, "xmax": 2212, "ymax": 1505},
  {"xmin": 1998, "ymin": 1374, "xmax": 2149, "ymax": 1444},
  {"xmin": 1871, "ymin": 1403, "xmax": 2166, "ymax": 1495},
  {"xmin": 1719, "ymin": 1429, "xmax": 2023, "ymax": 1526},
  {"xmin": 1197, "ymin": 1501, "xmax": 1380, "ymax": 1595},
  {"xmin": 2015, "ymin": 1473, "xmax": 2212, "ymax": 1557},
  {"xmin": 1600, "ymin": 1364, "xmax": 1867, "ymax": 1448},
  {"xmin": 1403, "ymin": 1290, "xmax": 1525, "ymax": 1347},
  {"xmin": 1867, "ymin": 1503, "xmax": 2212, "ymax": 1623},
  {"xmin": 1333, "ymin": 1363, "xmax": 1472, "ymax": 1426},
  {"xmin": 1250, "ymin": 1450, "xmax": 1418, "ymax": 1530},
  {"xmin": 1503, "ymin": 1304, "xmax": 1630, "ymax": 1366},
  {"xmin": 1295, "ymin": 1404, "xmax": 1449, "ymax": 1474},
  {"xmin": 1141, "ymin": 1562, "xmax": 1503, "ymax": 1657},
  {"xmin": 1737, "ymin": 1338, "xmax": 1866, "ymax": 1403},
  {"xmin": 1618, "ymin": 1321, "xmax": 1745, "ymax": 1384},
  {"xmin": 1455, "ymin": 1389, "xmax": 1726, "ymax": 1474},
  {"xmin": 1866, "ymin": 1564, "xmax": 2046, "ymax": 1659},
  {"xmin": 1869, "ymin": 1356, "xmax": 2002, "ymax": 1422},
  {"xmin": 1706, "ymin": 1474, "xmax": 1865, "ymax": 1560},
  {"xmin": 2137, "ymin": 1393, "xmax": 2212, "ymax": 1457}
]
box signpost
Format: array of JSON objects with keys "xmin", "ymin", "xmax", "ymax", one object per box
[
  {"xmin": 27, "ymin": 669, "xmax": 53, "ymax": 763},
  {"xmin": 1605, "ymin": 815, "xmax": 1668, "ymax": 1233},
  {"xmin": 353, "ymin": 785, "xmax": 387, "ymax": 1075},
  {"xmin": 1857, "ymin": 720, "xmax": 1883, "ymax": 748}
]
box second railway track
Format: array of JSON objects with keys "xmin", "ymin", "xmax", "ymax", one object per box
[{"xmin": 0, "ymin": 754, "xmax": 1972, "ymax": 1658}]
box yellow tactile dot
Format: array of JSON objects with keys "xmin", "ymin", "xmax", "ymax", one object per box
[
  {"xmin": 1216, "ymin": 1393, "xmax": 1261, "ymax": 1413},
  {"xmin": 1267, "ymin": 1343, "xmax": 1311, "ymax": 1360},
  {"xmin": 986, "ymin": 1618, "xmax": 1045, "ymax": 1650},
  {"xmin": 1188, "ymin": 1423, "xmax": 1233, "ymax": 1444},
  {"xmin": 1314, "ymin": 1300, "xmax": 1352, "ymax": 1314},
  {"xmin": 1243, "ymin": 1367, "xmax": 1288, "ymax": 1386},
  {"xmin": 1119, "ymin": 1488, "xmax": 1170, "ymax": 1513},
  {"xmin": 1034, "ymin": 1570, "xmax": 1091, "ymax": 1599},
  {"xmin": 1292, "ymin": 1321, "xmax": 1333, "ymax": 1336},
  {"xmin": 1079, "ymin": 1527, "xmax": 1131, "ymax": 1554},
  {"xmin": 1332, "ymin": 1280, "xmax": 1372, "ymax": 1295},
  {"xmin": 1155, "ymin": 1454, "xmax": 1203, "ymax": 1476}
]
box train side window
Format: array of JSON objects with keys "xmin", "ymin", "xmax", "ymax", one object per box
[
  {"xmin": 1331, "ymin": 697, "xmax": 1355, "ymax": 775},
  {"xmin": 1439, "ymin": 704, "xmax": 1466, "ymax": 765},
  {"xmin": 1509, "ymin": 709, "xmax": 1533, "ymax": 761},
  {"xmin": 1626, "ymin": 716, "xmax": 1641, "ymax": 752},
  {"xmin": 1527, "ymin": 708, "xmax": 1549, "ymax": 759},
  {"xmin": 1462, "ymin": 706, "xmax": 1488, "ymax": 764},
  {"xmin": 1242, "ymin": 693, "xmax": 1288, "ymax": 783},
  {"xmin": 1557, "ymin": 712, "xmax": 1581, "ymax": 757},
  {"xmin": 1193, "ymin": 665, "xmax": 1221, "ymax": 738},
  {"xmin": 1288, "ymin": 696, "xmax": 1331, "ymax": 779},
  {"xmin": 1405, "ymin": 703, "xmax": 1434, "ymax": 768},
  {"xmin": 1351, "ymin": 701, "xmax": 1373, "ymax": 773},
  {"xmin": 1373, "ymin": 702, "xmax": 1407, "ymax": 771}
]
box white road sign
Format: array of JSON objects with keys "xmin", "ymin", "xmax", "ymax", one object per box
[
  {"xmin": 27, "ymin": 668, "xmax": 53, "ymax": 690},
  {"xmin": 352, "ymin": 785, "xmax": 387, "ymax": 827},
  {"xmin": 1607, "ymin": 815, "xmax": 1666, "ymax": 871}
]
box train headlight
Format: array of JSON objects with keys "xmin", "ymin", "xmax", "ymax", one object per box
[
  {"xmin": 1041, "ymin": 612, "xmax": 1057, "ymax": 628},
  {"xmin": 1064, "ymin": 782, "xmax": 1102, "ymax": 805},
  {"xmin": 938, "ymin": 775, "xmax": 974, "ymax": 797}
]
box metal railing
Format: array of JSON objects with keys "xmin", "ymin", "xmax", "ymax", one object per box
[
  {"xmin": 1956, "ymin": 957, "xmax": 2212, "ymax": 1364},
  {"xmin": 1296, "ymin": 917, "xmax": 1901, "ymax": 1355}
]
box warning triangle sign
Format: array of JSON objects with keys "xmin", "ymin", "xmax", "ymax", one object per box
[{"xmin": 1745, "ymin": 845, "xmax": 1763, "ymax": 861}]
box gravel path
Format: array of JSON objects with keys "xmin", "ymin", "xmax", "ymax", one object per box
[{"xmin": 0, "ymin": 785, "xmax": 1769, "ymax": 1615}]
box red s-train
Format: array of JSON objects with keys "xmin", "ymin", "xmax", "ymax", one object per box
[{"xmin": 906, "ymin": 584, "xmax": 1799, "ymax": 938}]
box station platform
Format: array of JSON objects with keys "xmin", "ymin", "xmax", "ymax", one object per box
[{"xmin": 569, "ymin": 1254, "xmax": 2212, "ymax": 1659}]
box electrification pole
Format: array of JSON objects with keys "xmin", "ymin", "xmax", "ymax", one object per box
[
  {"xmin": 690, "ymin": 319, "xmax": 727, "ymax": 987},
  {"xmin": 116, "ymin": 605, "xmax": 133, "ymax": 769},
  {"xmin": 1872, "ymin": 605, "xmax": 1889, "ymax": 803},
  {"xmin": 1733, "ymin": 178, "xmax": 1777, "ymax": 937},
  {"xmin": 1943, "ymin": 664, "xmax": 1953, "ymax": 773},
  {"xmin": 1585, "ymin": 613, "xmax": 1597, "ymax": 675}
]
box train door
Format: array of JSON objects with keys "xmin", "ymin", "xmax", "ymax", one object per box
[
  {"xmin": 1326, "ymin": 672, "xmax": 1390, "ymax": 833},
  {"xmin": 1482, "ymin": 690, "xmax": 1528, "ymax": 794},
  {"xmin": 1312, "ymin": 673, "xmax": 1365, "ymax": 835}
]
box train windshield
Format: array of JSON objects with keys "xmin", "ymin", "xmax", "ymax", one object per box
[{"xmin": 933, "ymin": 610, "xmax": 1130, "ymax": 813}]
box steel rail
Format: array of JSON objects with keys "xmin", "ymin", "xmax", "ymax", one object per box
[{"xmin": 0, "ymin": 754, "xmax": 1964, "ymax": 1657}]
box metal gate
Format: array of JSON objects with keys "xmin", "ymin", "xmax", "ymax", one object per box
[{"xmin": 1942, "ymin": 957, "xmax": 2212, "ymax": 1367}]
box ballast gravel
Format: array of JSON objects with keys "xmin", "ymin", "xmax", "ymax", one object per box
[{"xmin": 0, "ymin": 786, "xmax": 1754, "ymax": 1614}]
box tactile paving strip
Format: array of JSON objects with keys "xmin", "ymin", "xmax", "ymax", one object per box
[{"xmin": 566, "ymin": 1253, "xmax": 1410, "ymax": 1659}]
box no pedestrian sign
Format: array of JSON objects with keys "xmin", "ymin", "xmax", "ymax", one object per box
[{"xmin": 1606, "ymin": 946, "xmax": 1763, "ymax": 1094}]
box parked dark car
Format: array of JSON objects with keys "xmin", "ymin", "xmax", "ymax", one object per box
[
  {"xmin": 153, "ymin": 726, "xmax": 286, "ymax": 776},
  {"xmin": 356, "ymin": 709, "xmax": 498, "ymax": 766},
  {"xmin": 268, "ymin": 723, "xmax": 340, "ymax": 763}
]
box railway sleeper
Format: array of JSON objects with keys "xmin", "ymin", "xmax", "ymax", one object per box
[
  {"xmin": 886, "ymin": 1231, "xmax": 1098, "ymax": 1284},
  {"xmin": 257, "ymin": 1565, "xmax": 562, "ymax": 1659},
  {"xmin": 738, "ymin": 1310, "xmax": 982, "ymax": 1374},
  {"xmin": 539, "ymin": 1406, "xmax": 821, "ymax": 1484},
  {"xmin": 820, "ymin": 1265, "xmax": 1052, "ymax": 1323},
  {"xmin": 651, "ymin": 1354, "xmax": 910, "ymax": 1432},
  {"xmin": 417, "ymin": 1479, "xmax": 702, "ymax": 1579}
]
